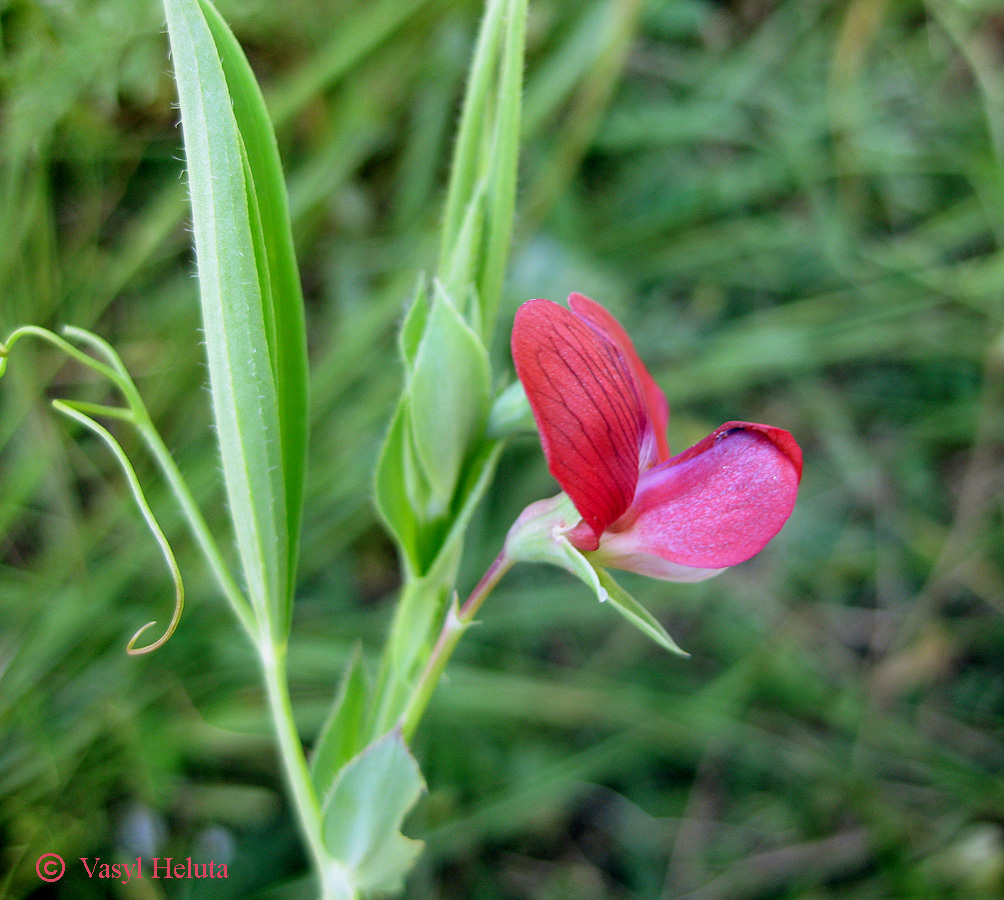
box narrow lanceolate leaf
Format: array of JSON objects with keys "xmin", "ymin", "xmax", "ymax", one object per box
[
  {"xmin": 164, "ymin": 0, "xmax": 288, "ymax": 630},
  {"xmin": 437, "ymin": 0, "xmax": 527, "ymax": 343},
  {"xmin": 321, "ymin": 731, "xmax": 425, "ymax": 895},
  {"xmin": 200, "ymin": 0, "xmax": 309, "ymax": 615},
  {"xmin": 478, "ymin": 0, "xmax": 526, "ymax": 339},
  {"xmin": 437, "ymin": 0, "xmax": 505, "ymax": 276}
]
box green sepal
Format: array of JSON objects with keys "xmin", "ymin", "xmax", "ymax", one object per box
[
  {"xmin": 321, "ymin": 731, "xmax": 426, "ymax": 895},
  {"xmin": 505, "ymin": 494, "xmax": 687, "ymax": 655},
  {"xmin": 595, "ymin": 568, "xmax": 689, "ymax": 657}
]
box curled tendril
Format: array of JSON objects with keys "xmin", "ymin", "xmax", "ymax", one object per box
[
  {"xmin": 2, "ymin": 325, "xmax": 185, "ymax": 654},
  {"xmin": 127, "ymin": 616, "xmax": 183, "ymax": 656},
  {"xmin": 52, "ymin": 399, "xmax": 185, "ymax": 654}
]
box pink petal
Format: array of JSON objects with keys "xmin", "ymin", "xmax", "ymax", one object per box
[
  {"xmin": 568, "ymin": 293, "xmax": 671, "ymax": 465},
  {"xmin": 596, "ymin": 422, "xmax": 802, "ymax": 571},
  {"xmin": 512, "ymin": 298, "xmax": 646, "ymax": 538}
]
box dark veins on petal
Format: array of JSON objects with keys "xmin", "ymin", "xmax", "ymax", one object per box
[{"xmin": 518, "ymin": 304, "xmax": 646, "ymax": 534}]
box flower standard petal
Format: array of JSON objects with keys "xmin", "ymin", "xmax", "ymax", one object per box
[
  {"xmin": 512, "ymin": 298, "xmax": 646, "ymax": 540},
  {"xmin": 593, "ymin": 422, "xmax": 802, "ymax": 575},
  {"xmin": 568, "ymin": 292, "xmax": 670, "ymax": 465}
]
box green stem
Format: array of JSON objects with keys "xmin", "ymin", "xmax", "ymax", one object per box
[
  {"xmin": 370, "ymin": 575, "xmax": 448, "ymax": 736},
  {"xmin": 0, "ymin": 325, "xmax": 122, "ymax": 383},
  {"xmin": 398, "ymin": 550, "xmax": 513, "ymax": 740},
  {"xmin": 3, "ymin": 332, "xmax": 348, "ymax": 896},
  {"xmin": 259, "ymin": 636, "xmax": 355, "ymax": 900}
]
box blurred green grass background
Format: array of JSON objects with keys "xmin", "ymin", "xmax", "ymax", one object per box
[{"xmin": 2, "ymin": 0, "xmax": 1003, "ymax": 897}]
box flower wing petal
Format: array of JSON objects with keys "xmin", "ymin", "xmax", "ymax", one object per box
[
  {"xmin": 598, "ymin": 422, "xmax": 801, "ymax": 570},
  {"xmin": 512, "ymin": 298, "xmax": 646, "ymax": 537},
  {"xmin": 568, "ymin": 293, "xmax": 670, "ymax": 465}
]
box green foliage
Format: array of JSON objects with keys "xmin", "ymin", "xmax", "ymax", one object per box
[
  {"xmin": 374, "ymin": 398, "xmax": 424, "ymax": 571},
  {"xmin": 369, "ymin": 0, "xmax": 527, "ymax": 795},
  {"xmin": 376, "ymin": 0, "xmax": 525, "ymax": 585},
  {"xmin": 320, "ymin": 731, "xmax": 425, "ymax": 895},
  {"xmin": 2, "ymin": 0, "xmax": 1004, "ymax": 898},
  {"xmin": 311, "ymin": 647, "xmax": 371, "ymax": 801},
  {"xmin": 595, "ymin": 568, "xmax": 688, "ymax": 657},
  {"xmin": 164, "ymin": 0, "xmax": 307, "ymax": 637},
  {"xmin": 501, "ymin": 492, "xmax": 688, "ymax": 654},
  {"xmin": 202, "ymin": 0, "xmax": 310, "ymax": 609},
  {"xmin": 437, "ymin": 0, "xmax": 526, "ymax": 337},
  {"xmin": 405, "ymin": 281, "xmax": 491, "ymax": 518}
]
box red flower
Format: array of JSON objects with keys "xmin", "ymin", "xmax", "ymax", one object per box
[{"xmin": 511, "ymin": 293, "xmax": 802, "ymax": 582}]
